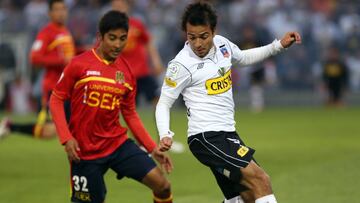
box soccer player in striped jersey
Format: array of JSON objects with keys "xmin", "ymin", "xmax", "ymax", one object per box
[
  {"xmin": 49, "ymin": 11, "xmax": 173, "ymax": 203},
  {"xmin": 156, "ymin": 2, "xmax": 301, "ymax": 203}
]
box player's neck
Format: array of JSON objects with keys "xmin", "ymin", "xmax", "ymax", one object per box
[
  {"xmin": 94, "ymin": 47, "xmax": 114, "ymax": 64},
  {"xmin": 51, "ymin": 21, "xmax": 65, "ymax": 27}
]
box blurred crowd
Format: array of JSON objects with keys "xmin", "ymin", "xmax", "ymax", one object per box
[{"xmin": 0, "ymin": 0, "xmax": 359, "ymax": 112}]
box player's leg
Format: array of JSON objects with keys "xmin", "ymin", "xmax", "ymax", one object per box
[
  {"xmin": 239, "ymin": 190, "xmax": 255, "ymax": 203},
  {"xmin": 211, "ymin": 168, "xmax": 246, "ymax": 203},
  {"xmin": 142, "ymin": 167, "xmax": 172, "ymax": 203},
  {"xmin": 333, "ymin": 81, "xmax": 343, "ymax": 106},
  {"xmin": 70, "ymin": 159, "xmax": 108, "ymax": 203},
  {"xmin": 327, "ymin": 81, "xmax": 336, "ymax": 105},
  {"xmin": 189, "ymin": 132, "xmax": 254, "ymax": 202},
  {"xmin": 250, "ymin": 84, "xmax": 264, "ymax": 113},
  {"xmin": 188, "ymin": 131, "xmax": 274, "ymax": 203},
  {"xmin": 239, "ymin": 161, "xmax": 276, "ymax": 203},
  {"xmin": 0, "ymin": 117, "xmax": 10, "ymax": 139},
  {"xmin": 110, "ymin": 139, "xmax": 172, "ymax": 203},
  {"xmin": 2, "ymin": 105, "xmax": 56, "ymax": 139}
]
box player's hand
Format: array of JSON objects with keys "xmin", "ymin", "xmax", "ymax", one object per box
[
  {"xmin": 159, "ymin": 137, "xmax": 173, "ymax": 152},
  {"xmin": 280, "ymin": 31, "xmax": 302, "ymax": 48},
  {"xmin": 65, "ymin": 138, "xmax": 81, "ymax": 162},
  {"xmin": 152, "ymin": 147, "xmax": 173, "ymax": 174}
]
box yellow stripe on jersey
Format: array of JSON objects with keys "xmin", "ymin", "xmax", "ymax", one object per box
[
  {"xmin": 74, "ymin": 76, "xmax": 116, "ymax": 89},
  {"xmin": 123, "ymin": 82, "xmax": 133, "ymax": 91},
  {"xmin": 47, "ymin": 35, "xmax": 73, "ymax": 51},
  {"xmin": 205, "ymin": 70, "xmax": 232, "ymax": 95}
]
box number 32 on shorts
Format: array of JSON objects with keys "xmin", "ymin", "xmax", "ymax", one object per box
[{"xmin": 72, "ymin": 175, "xmax": 89, "ymax": 192}]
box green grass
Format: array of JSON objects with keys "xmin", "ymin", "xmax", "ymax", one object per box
[{"xmin": 0, "ymin": 107, "xmax": 359, "ymax": 203}]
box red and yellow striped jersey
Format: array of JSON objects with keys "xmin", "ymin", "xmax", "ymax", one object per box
[{"xmin": 51, "ymin": 49, "xmax": 156, "ymax": 160}]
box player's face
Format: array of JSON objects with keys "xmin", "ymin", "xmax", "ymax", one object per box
[
  {"xmin": 100, "ymin": 29, "xmax": 128, "ymax": 62},
  {"xmin": 49, "ymin": 2, "xmax": 68, "ymax": 25},
  {"xmin": 186, "ymin": 23, "xmax": 214, "ymax": 58}
]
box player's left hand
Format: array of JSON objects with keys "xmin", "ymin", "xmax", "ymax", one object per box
[
  {"xmin": 280, "ymin": 31, "xmax": 302, "ymax": 48},
  {"xmin": 152, "ymin": 147, "xmax": 173, "ymax": 174}
]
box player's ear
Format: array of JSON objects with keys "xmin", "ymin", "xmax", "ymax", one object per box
[{"xmin": 96, "ymin": 32, "xmax": 103, "ymax": 41}]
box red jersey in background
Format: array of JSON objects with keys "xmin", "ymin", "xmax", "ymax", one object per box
[
  {"xmin": 30, "ymin": 22, "xmax": 75, "ymax": 103},
  {"xmin": 120, "ymin": 17, "xmax": 151, "ymax": 79},
  {"xmin": 51, "ymin": 49, "xmax": 156, "ymax": 160}
]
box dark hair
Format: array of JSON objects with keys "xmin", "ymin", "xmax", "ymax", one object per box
[
  {"xmin": 181, "ymin": 1, "xmax": 217, "ymax": 32},
  {"xmin": 98, "ymin": 10, "xmax": 129, "ymax": 36},
  {"xmin": 48, "ymin": 0, "xmax": 64, "ymax": 10}
]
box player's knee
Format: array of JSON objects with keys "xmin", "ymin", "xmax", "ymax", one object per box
[
  {"xmin": 154, "ymin": 179, "xmax": 171, "ymax": 196},
  {"xmin": 256, "ymin": 170, "xmax": 271, "ymax": 186}
]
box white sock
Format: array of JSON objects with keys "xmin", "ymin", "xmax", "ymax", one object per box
[
  {"xmin": 255, "ymin": 194, "xmax": 277, "ymax": 203},
  {"xmin": 224, "ymin": 195, "xmax": 245, "ymax": 203}
]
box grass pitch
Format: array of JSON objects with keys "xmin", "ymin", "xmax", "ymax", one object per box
[{"xmin": 0, "ymin": 107, "xmax": 359, "ymax": 203}]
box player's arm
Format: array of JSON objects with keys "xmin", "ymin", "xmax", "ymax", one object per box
[
  {"xmin": 139, "ymin": 20, "xmax": 164, "ymax": 76},
  {"xmin": 155, "ymin": 62, "xmax": 191, "ymax": 151},
  {"xmin": 30, "ymin": 31, "xmax": 68, "ymax": 69},
  {"xmin": 155, "ymin": 94, "xmax": 176, "ymax": 152},
  {"xmin": 120, "ymin": 86, "xmax": 173, "ymax": 173},
  {"xmin": 146, "ymin": 42, "xmax": 164, "ymax": 76},
  {"xmin": 231, "ymin": 31, "xmax": 301, "ymax": 66},
  {"xmin": 49, "ymin": 61, "xmax": 80, "ymax": 162},
  {"xmin": 120, "ymin": 87, "xmax": 157, "ymax": 153}
]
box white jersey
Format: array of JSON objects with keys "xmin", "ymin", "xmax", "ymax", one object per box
[{"xmin": 156, "ymin": 35, "xmax": 283, "ymax": 138}]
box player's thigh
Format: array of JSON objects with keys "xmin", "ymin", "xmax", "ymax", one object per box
[
  {"xmin": 188, "ymin": 132, "xmax": 255, "ymax": 181},
  {"xmin": 188, "ymin": 132, "xmax": 255, "ymax": 198},
  {"xmin": 70, "ymin": 160, "xmax": 108, "ymax": 203},
  {"xmin": 110, "ymin": 139, "xmax": 157, "ymax": 183},
  {"xmin": 240, "ymin": 160, "xmax": 268, "ymax": 187},
  {"xmin": 210, "ymin": 167, "xmax": 247, "ymax": 200}
]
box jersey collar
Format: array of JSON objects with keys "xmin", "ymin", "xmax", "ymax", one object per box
[{"xmin": 92, "ymin": 49, "xmax": 112, "ymax": 65}]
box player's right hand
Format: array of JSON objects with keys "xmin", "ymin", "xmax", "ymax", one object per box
[
  {"xmin": 159, "ymin": 137, "xmax": 173, "ymax": 152},
  {"xmin": 65, "ymin": 138, "xmax": 81, "ymax": 162},
  {"xmin": 152, "ymin": 147, "xmax": 173, "ymax": 174}
]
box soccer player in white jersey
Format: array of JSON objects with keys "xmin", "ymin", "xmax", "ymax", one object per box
[{"xmin": 155, "ymin": 2, "xmax": 301, "ymax": 203}]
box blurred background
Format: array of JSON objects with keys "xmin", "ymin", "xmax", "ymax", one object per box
[
  {"xmin": 0, "ymin": 0, "xmax": 359, "ymax": 113},
  {"xmin": 0, "ymin": 0, "xmax": 359, "ymax": 203}
]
